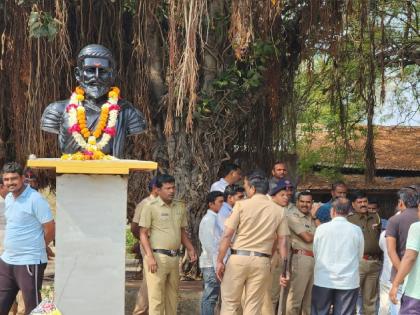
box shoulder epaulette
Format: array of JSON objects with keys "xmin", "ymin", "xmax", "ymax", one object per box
[{"xmin": 173, "ymin": 199, "xmax": 186, "ymax": 206}]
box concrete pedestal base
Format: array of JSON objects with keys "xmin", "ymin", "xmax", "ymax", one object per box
[{"xmin": 55, "ymin": 174, "xmax": 127, "ymax": 315}]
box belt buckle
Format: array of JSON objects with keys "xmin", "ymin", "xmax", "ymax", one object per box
[
  {"xmin": 170, "ymin": 250, "xmax": 177, "ymax": 256},
  {"xmin": 250, "ymin": 251, "xmax": 255, "ymax": 257}
]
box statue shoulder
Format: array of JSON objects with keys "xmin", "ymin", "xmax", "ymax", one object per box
[
  {"xmin": 118, "ymin": 99, "xmax": 141, "ymax": 115},
  {"xmin": 118, "ymin": 98, "xmax": 134, "ymax": 108},
  {"xmin": 45, "ymin": 100, "xmax": 68, "ymax": 114},
  {"xmin": 117, "ymin": 99, "xmax": 147, "ymax": 135},
  {"xmin": 41, "ymin": 100, "xmax": 69, "ymax": 134}
]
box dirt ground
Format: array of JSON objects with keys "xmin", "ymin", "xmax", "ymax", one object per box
[{"xmin": 42, "ymin": 258, "xmax": 203, "ymax": 315}]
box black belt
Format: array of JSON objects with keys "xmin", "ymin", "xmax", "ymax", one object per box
[
  {"xmin": 363, "ymin": 254, "xmax": 382, "ymax": 261},
  {"xmin": 153, "ymin": 249, "xmax": 180, "ymax": 257},
  {"xmin": 231, "ymin": 249, "xmax": 271, "ymax": 258}
]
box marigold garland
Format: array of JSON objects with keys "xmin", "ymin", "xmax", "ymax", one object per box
[{"xmin": 61, "ymin": 86, "xmax": 121, "ymax": 160}]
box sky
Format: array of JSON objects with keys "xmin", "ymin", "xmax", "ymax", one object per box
[
  {"xmin": 374, "ymin": 101, "xmax": 420, "ymax": 126},
  {"xmin": 373, "ymin": 72, "xmax": 419, "ymax": 127}
]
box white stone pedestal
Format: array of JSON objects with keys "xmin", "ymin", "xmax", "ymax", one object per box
[
  {"xmin": 27, "ymin": 159, "xmax": 157, "ymax": 315},
  {"xmin": 55, "ymin": 174, "xmax": 127, "ymax": 315}
]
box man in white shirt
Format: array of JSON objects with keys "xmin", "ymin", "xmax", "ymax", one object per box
[
  {"xmin": 378, "ymin": 225, "xmax": 401, "ymax": 315},
  {"xmin": 210, "ymin": 163, "xmax": 241, "ymax": 192},
  {"xmin": 199, "ymin": 191, "xmax": 224, "ymax": 315},
  {"xmin": 312, "ymin": 198, "xmax": 364, "ymax": 315}
]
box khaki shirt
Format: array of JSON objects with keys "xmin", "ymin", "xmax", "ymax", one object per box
[
  {"xmin": 132, "ymin": 195, "xmax": 156, "ymax": 225},
  {"xmin": 347, "ymin": 212, "xmax": 381, "ymax": 255},
  {"xmin": 139, "ymin": 197, "xmax": 188, "ymax": 250},
  {"xmin": 225, "ymin": 194, "xmax": 290, "ymax": 255},
  {"xmin": 285, "ymin": 203, "xmax": 297, "ymax": 215},
  {"xmin": 287, "ymin": 207, "xmax": 316, "ymax": 251}
]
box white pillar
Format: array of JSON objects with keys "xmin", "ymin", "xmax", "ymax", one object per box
[{"xmin": 55, "ymin": 174, "xmax": 127, "ymax": 315}]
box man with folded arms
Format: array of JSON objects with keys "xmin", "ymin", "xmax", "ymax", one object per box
[
  {"xmin": 311, "ymin": 198, "xmax": 364, "ymax": 315},
  {"xmin": 216, "ymin": 171, "xmax": 289, "ymax": 315},
  {"xmin": 285, "ymin": 191, "xmax": 317, "ymax": 315},
  {"xmin": 139, "ymin": 174, "xmax": 197, "ymax": 315}
]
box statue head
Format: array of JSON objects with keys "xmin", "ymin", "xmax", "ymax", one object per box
[{"xmin": 75, "ymin": 44, "xmax": 116, "ymax": 99}]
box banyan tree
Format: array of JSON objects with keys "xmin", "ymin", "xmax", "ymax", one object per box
[{"xmin": 0, "ymin": 0, "xmax": 418, "ymax": 276}]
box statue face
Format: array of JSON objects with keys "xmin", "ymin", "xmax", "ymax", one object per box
[{"xmin": 76, "ymin": 57, "xmax": 115, "ymax": 99}]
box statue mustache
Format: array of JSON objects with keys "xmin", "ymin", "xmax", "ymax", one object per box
[{"xmin": 83, "ymin": 76, "xmax": 110, "ymax": 86}]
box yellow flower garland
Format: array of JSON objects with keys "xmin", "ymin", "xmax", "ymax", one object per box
[{"xmin": 60, "ymin": 86, "xmax": 121, "ymax": 160}]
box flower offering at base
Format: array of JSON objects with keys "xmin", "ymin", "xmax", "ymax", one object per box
[
  {"xmin": 30, "ymin": 300, "xmax": 62, "ymax": 315},
  {"xmin": 60, "ymin": 150, "xmax": 116, "ymax": 161}
]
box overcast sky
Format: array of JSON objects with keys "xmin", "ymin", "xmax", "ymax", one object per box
[{"xmin": 374, "ymin": 101, "xmax": 420, "ymax": 126}]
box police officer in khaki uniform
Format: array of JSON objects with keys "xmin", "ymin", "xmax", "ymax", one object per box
[
  {"xmin": 347, "ymin": 191, "xmax": 382, "ymax": 315},
  {"xmin": 285, "ymin": 191, "xmax": 317, "ymax": 315},
  {"xmin": 131, "ymin": 177, "xmax": 159, "ymax": 315},
  {"xmin": 261, "ymin": 179, "xmax": 295, "ymax": 314},
  {"xmin": 139, "ymin": 174, "xmax": 197, "ymax": 315},
  {"xmin": 216, "ymin": 172, "xmax": 290, "ymax": 315}
]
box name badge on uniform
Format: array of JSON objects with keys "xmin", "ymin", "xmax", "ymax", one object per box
[{"xmin": 160, "ymin": 212, "xmax": 170, "ymax": 221}]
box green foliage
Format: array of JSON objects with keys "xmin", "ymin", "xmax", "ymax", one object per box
[
  {"xmin": 28, "ymin": 9, "xmax": 60, "ymax": 41},
  {"xmin": 318, "ymin": 168, "xmax": 344, "ymax": 182},
  {"xmin": 40, "ymin": 284, "xmax": 54, "ymax": 300},
  {"xmin": 293, "ymin": 0, "xmax": 419, "ymax": 179},
  {"xmin": 122, "ymin": 0, "xmax": 137, "ymax": 14},
  {"xmin": 126, "ymin": 227, "xmax": 136, "ymax": 257},
  {"xmin": 295, "ymin": 57, "xmax": 367, "ymax": 177},
  {"xmin": 297, "ymin": 148, "xmax": 321, "ymax": 176},
  {"xmin": 197, "ymin": 40, "xmax": 274, "ymax": 117}
]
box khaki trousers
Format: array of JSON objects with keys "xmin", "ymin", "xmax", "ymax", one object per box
[
  {"xmin": 221, "ymin": 255, "xmax": 271, "ymax": 315},
  {"xmin": 285, "ymin": 254, "xmax": 314, "ymax": 315},
  {"xmin": 359, "ymin": 259, "xmax": 382, "ymax": 315},
  {"xmin": 133, "ymin": 270, "xmax": 149, "ymax": 315},
  {"xmin": 133, "ymin": 247, "xmax": 149, "ymax": 315},
  {"xmin": 261, "ymin": 252, "xmax": 281, "ymax": 315},
  {"xmin": 144, "ymin": 253, "xmax": 179, "ymax": 315}
]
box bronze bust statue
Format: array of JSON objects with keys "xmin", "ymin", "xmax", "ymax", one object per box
[{"xmin": 41, "ymin": 44, "xmax": 146, "ymax": 158}]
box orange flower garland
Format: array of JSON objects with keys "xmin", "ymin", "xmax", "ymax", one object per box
[
  {"xmin": 61, "ymin": 86, "xmax": 121, "ymax": 160},
  {"xmin": 73, "ymin": 88, "xmax": 113, "ymax": 140}
]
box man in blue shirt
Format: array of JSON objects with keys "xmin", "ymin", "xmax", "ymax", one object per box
[
  {"xmin": 213, "ymin": 184, "xmax": 245, "ymax": 266},
  {"xmin": 0, "ymin": 162, "xmax": 55, "ymax": 315},
  {"xmin": 314, "ymin": 181, "xmax": 347, "ymax": 225},
  {"xmin": 210, "ymin": 163, "xmax": 242, "ymax": 192}
]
